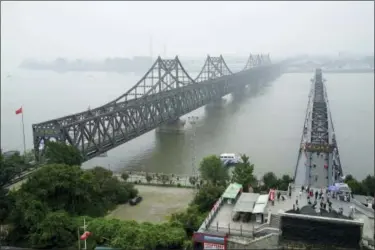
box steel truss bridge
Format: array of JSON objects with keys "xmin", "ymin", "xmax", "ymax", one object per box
[
  {"xmin": 33, "ymin": 53, "xmax": 281, "ymax": 162},
  {"xmin": 294, "ymin": 68, "xmax": 343, "ymax": 188}
]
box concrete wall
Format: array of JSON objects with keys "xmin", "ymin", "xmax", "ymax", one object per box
[
  {"xmin": 280, "ymin": 215, "xmax": 361, "ymax": 249},
  {"xmin": 227, "ymin": 233, "xmax": 280, "ymax": 249}
]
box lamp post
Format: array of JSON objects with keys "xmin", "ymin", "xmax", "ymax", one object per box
[{"xmin": 188, "ymin": 116, "xmax": 199, "ymax": 179}]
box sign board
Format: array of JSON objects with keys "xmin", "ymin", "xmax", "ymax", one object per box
[{"xmin": 204, "ymin": 242, "xmax": 225, "ymax": 250}]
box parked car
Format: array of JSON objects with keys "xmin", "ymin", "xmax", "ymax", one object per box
[{"xmin": 129, "ymin": 196, "xmax": 143, "ymax": 206}]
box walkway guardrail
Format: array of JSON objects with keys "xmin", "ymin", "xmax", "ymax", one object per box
[
  {"xmin": 207, "ymin": 222, "xmax": 254, "ymax": 237},
  {"xmin": 352, "ymin": 199, "xmax": 374, "ymax": 218}
]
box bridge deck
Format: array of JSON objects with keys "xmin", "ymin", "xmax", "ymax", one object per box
[
  {"xmin": 294, "ymin": 69, "xmax": 336, "ymax": 189},
  {"xmin": 309, "ymin": 152, "xmax": 329, "ymax": 188}
]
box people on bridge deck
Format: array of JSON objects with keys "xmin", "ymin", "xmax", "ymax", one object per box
[{"xmin": 312, "ymin": 200, "xmax": 317, "ymax": 209}]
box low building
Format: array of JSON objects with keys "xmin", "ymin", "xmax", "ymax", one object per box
[{"xmin": 193, "ymin": 184, "xmax": 373, "ymax": 250}]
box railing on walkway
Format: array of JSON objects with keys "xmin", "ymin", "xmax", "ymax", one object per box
[
  {"xmin": 253, "ymin": 227, "xmax": 281, "ymax": 237},
  {"xmin": 207, "ymin": 222, "xmax": 254, "ymax": 237},
  {"xmin": 245, "ymin": 232, "xmax": 281, "ymax": 248},
  {"xmin": 352, "ymin": 199, "xmax": 375, "ymax": 218},
  {"xmin": 201, "ymin": 196, "xmax": 224, "ymax": 229}
]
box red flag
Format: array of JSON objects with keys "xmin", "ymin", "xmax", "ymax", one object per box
[
  {"xmin": 15, "ymin": 107, "xmax": 22, "ymax": 115},
  {"xmin": 80, "ymin": 231, "xmax": 91, "ymax": 240}
]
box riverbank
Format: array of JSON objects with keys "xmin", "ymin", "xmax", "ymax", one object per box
[{"xmin": 114, "ymin": 170, "xmax": 201, "ymax": 188}]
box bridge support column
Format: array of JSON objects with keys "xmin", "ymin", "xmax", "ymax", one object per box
[{"xmin": 156, "ymin": 118, "xmax": 186, "ymax": 133}]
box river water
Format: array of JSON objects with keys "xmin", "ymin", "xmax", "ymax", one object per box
[{"xmin": 1, "ymin": 69, "xmax": 373, "ymax": 179}]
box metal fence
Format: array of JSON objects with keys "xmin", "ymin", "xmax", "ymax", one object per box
[
  {"xmin": 201, "ymin": 196, "xmax": 224, "ymax": 229},
  {"xmin": 207, "ymin": 222, "xmax": 254, "ymax": 237}
]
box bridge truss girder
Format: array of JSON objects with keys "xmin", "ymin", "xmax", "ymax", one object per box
[
  {"xmin": 311, "ymin": 102, "xmax": 329, "ymax": 145},
  {"xmin": 32, "ymin": 53, "xmax": 278, "ymax": 161},
  {"xmin": 33, "ymin": 67, "xmax": 275, "ymax": 161},
  {"xmin": 310, "ymin": 70, "xmax": 329, "ymax": 147}
]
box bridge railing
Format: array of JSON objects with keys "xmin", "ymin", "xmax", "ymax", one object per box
[{"xmin": 206, "ymin": 222, "xmax": 254, "ymax": 237}]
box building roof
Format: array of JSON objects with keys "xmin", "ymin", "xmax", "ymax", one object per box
[
  {"xmin": 253, "ymin": 202, "xmax": 267, "ymax": 214},
  {"xmin": 256, "ymin": 194, "xmax": 269, "ymax": 204},
  {"xmin": 233, "ymin": 193, "xmax": 259, "ymax": 213},
  {"xmin": 222, "ymin": 183, "xmax": 242, "ymax": 199}
]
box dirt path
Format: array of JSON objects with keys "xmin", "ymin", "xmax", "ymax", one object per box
[{"xmin": 107, "ymin": 185, "xmax": 195, "ymax": 223}]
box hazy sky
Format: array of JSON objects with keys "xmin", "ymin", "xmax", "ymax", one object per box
[{"xmin": 1, "ymin": 1, "xmax": 374, "ymax": 67}]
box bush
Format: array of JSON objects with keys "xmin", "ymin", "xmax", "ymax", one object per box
[{"xmin": 121, "ymin": 173, "xmax": 129, "ymax": 181}]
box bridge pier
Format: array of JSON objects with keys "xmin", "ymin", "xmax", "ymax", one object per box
[{"xmin": 156, "ymin": 118, "xmax": 186, "ymax": 133}]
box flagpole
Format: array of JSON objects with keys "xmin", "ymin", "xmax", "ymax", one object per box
[{"xmin": 21, "ymin": 106, "xmax": 26, "ymax": 161}]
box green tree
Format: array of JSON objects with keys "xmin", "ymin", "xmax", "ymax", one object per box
[
  {"xmin": 0, "ymin": 151, "xmax": 32, "ymax": 223},
  {"xmin": 361, "ymin": 175, "xmax": 375, "ymax": 196},
  {"xmin": 87, "ymin": 167, "xmax": 138, "ymax": 213},
  {"xmin": 262, "ymin": 172, "xmax": 278, "ymax": 190},
  {"xmin": 191, "ymin": 184, "xmax": 225, "ymax": 212},
  {"xmin": 170, "ymin": 205, "xmax": 207, "ymax": 236},
  {"xmin": 17, "ymin": 164, "xmax": 95, "ymax": 216},
  {"xmin": 0, "ymin": 151, "xmax": 30, "ymax": 187},
  {"xmin": 5, "ymin": 164, "xmax": 138, "ymax": 248},
  {"xmin": 87, "ymin": 218, "xmax": 186, "ymax": 249},
  {"xmin": 45, "ymin": 141, "xmax": 83, "ymax": 166},
  {"xmin": 277, "ymin": 174, "xmax": 293, "ymax": 191},
  {"xmin": 158, "ymin": 174, "xmax": 170, "ymax": 185},
  {"xmin": 346, "ymin": 179, "xmax": 363, "ymax": 195},
  {"xmin": 231, "ymin": 154, "xmax": 257, "ymax": 192},
  {"xmin": 344, "ymin": 175, "xmax": 355, "ymax": 182},
  {"xmin": 29, "ymin": 211, "xmax": 78, "ymax": 249},
  {"xmin": 189, "ymin": 176, "xmax": 198, "ymax": 186},
  {"xmin": 121, "ymin": 172, "xmax": 129, "ymax": 181},
  {"xmin": 8, "ymin": 191, "xmax": 50, "ymax": 235},
  {"xmin": 145, "ymin": 174, "xmax": 153, "ymax": 183},
  {"xmin": 344, "ymin": 174, "xmax": 375, "ymax": 196},
  {"xmin": 199, "ymin": 155, "xmax": 228, "ymax": 186}
]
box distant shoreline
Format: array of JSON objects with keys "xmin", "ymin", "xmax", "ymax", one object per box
[{"xmin": 18, "ymin": 65, "xmax": 375, "ymax": 74}]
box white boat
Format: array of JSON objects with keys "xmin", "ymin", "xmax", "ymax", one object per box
[{"xmin": 219, "ymin": 153, "xmax": 241, "ymax": 166}]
